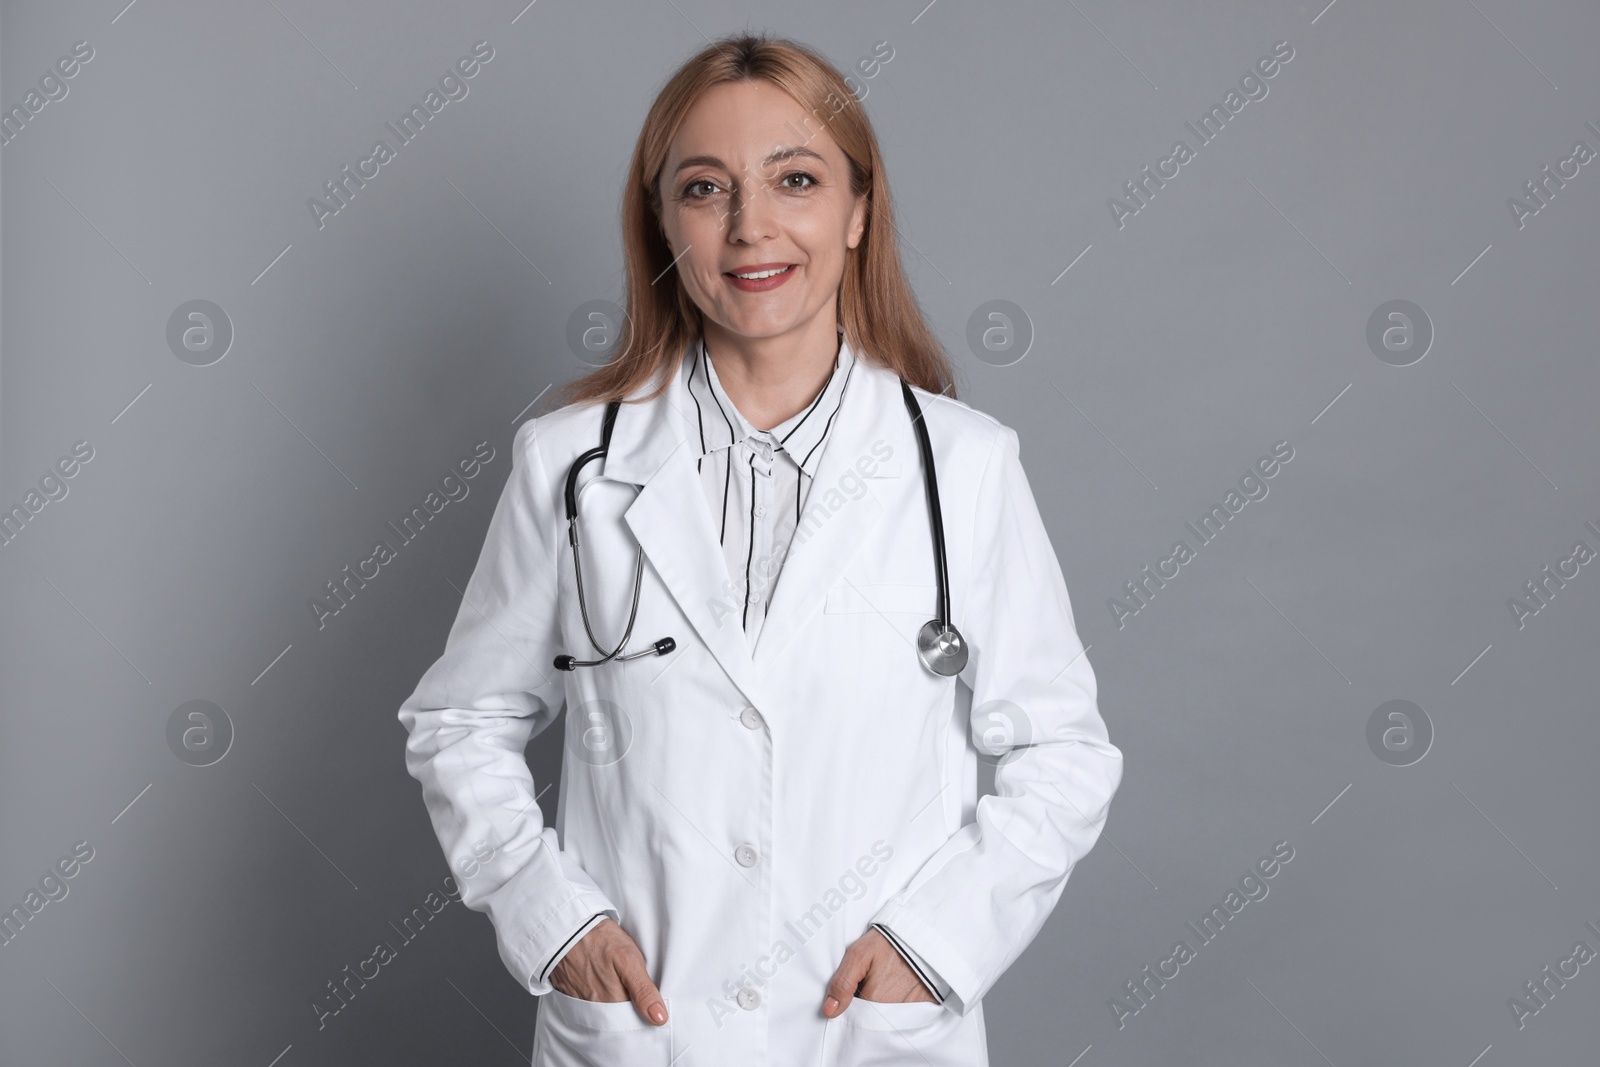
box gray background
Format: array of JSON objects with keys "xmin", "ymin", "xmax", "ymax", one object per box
[{"xmin": 3, "ymin": 0, "xmax": 1598, "ymax": 1064}]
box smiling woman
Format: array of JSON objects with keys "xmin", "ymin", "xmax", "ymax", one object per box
[{"xmin": 397, "ymin": 30, "xmax": 1122, "ymax": 1067}]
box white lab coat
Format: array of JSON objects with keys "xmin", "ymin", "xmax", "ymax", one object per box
[{"xmin": 397, "ymin": 337, "xmax": 1123, "ymax": 1066}]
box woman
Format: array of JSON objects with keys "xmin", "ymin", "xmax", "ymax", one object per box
[{"xmin": 397, "ymin": 32, "xmax": 1123, "ymax": 1067}]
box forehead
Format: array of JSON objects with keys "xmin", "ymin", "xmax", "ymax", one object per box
[{"xmin": 667, "ymin": 79, "xmax": 844, "ymax": 171}]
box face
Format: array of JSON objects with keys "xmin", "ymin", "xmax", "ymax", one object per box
[{"xmin": 657, "ymin": 79, "xmax": 868, "ymax": 344}]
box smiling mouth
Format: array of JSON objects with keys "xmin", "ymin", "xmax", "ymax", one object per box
[{"xmin": 727, "ymin": 265, "xmax": 795, "ymax": 280}]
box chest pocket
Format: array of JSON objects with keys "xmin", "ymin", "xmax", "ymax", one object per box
[{"xmin": 823, "ymin": 582, "xmax": 938, "ymax": 616}]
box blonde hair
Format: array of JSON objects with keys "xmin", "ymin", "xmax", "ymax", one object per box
[{"xmin": 549, "ymin": 31, "xmax": 956, "ymax": 411}]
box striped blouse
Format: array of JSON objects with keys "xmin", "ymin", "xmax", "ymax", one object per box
[{"xmin": 680, "ymin": 333, "xmax": 855, "ymax": 650}]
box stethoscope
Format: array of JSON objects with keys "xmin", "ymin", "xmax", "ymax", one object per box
[{"xmin": 553, "ymin": 374, "xmax": 968, "ymax": 677}]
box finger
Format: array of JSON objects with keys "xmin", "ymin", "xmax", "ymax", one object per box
[
  {"xmin": 617, "ymin": 955, "xmax": 668, "ymax": 1026},
  {"xmin": 823, "ymin": 943, "xmax": 869, "ymax": 1018}
]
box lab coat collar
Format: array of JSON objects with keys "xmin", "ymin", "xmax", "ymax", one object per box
[{"xmin": 600, "ymin": 331, "xmax": 907, "ymax": 701}]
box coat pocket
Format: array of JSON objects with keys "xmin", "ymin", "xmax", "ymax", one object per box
[
  {"xmin": 833, "ymin": 998, "xmax": 984, "ymax": 1066},
  {"xmin": 823, "ymin": 583, "xmax": 938, "ymax": 616},
  {"xmin": 534, "ymin": 990, "xmax": 673, "ymax": 1067}
]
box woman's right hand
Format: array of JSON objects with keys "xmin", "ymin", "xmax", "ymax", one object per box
[{"xmin": 549, "ymin": 918, "xmax": 669, "ymax": 1025}]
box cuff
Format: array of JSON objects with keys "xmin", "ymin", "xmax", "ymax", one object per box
[
  {"xmin": 870, "ymin": 900, "xmax": 985, "ymax": 1014},
  {"xmin": 539, "ymin": 911, "xmax": 608, "ymax": 990},
  {"xmin": 501, "ymin": 881, "xmax": 619, "ymax": 996},
  {"xmin": 871, "ymin": 922, "xmax": 952, "ymax": 1004}
]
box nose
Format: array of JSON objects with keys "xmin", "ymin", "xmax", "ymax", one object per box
[{"xmin": 727, "ymin": 172, "xmax": 778, "ymax": 243}]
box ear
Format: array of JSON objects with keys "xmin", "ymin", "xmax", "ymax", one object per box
[{"xmin": 846, "ymin": 192, "xmax": 869, "ymax": 250}]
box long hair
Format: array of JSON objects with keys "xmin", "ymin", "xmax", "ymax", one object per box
[{"xmin": 549, "ymin": 31, "xmax": 956, "ymax": 411}]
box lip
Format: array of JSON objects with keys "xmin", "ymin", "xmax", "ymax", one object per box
[{"xmin": 724, "ymin": 262, "xmax": 797, "ymax": 293}]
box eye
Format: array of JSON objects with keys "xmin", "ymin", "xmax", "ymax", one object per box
[
  {"xmin": 683, "ymin": 179, "xmax": 723, "ymax": 199},
  {"xmin": 781, "ymin": 171, "xmax": 819, "ymax": 191}
]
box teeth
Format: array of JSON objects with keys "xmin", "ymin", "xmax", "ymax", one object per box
[{"xmin": 733, "ymin": 266, "xmax": 792, "ymax": 280}]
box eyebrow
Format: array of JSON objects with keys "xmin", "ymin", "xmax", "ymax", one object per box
[{"xmin": 673, "ymin": 146, "xmax": 828, "ymax": 175}]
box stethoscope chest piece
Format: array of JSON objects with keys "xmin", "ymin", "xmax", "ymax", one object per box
[{"xmin": 917, "ymin": 619, "xmax": 968, "ymax": 677}]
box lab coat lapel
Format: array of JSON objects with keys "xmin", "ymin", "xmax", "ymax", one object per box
[
  {"xmin": 603, "ymin": 357, "xmax": 767, "ymax": 709},
  {"xmin": 751, "ymin": 357, "xmax": 898, "ymax": 673}
]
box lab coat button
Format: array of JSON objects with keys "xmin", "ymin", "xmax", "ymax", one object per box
[
  {"xmin": 737, "ymin": 986, "xmax": 761, "ymax": 1010},
  {"xmin": 734, "ymin": 843, "xmax": 760, "ymax": 867},
  {"xmin": 739, "ymin": 706, "xmax": 764, "ymax": 730}
]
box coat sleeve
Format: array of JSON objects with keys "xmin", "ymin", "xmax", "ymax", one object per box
[
  {"xmin": 870, "ymin": 423, "xmax": 1124, "ymax": 1015},
  {"xmin": 396, "ymin": 417, "xmax": 619, "ymax": 996}
]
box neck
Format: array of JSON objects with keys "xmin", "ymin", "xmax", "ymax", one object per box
[{"xmin": 701, "ymin": 314, "xmax": 842, "ymax": 431}]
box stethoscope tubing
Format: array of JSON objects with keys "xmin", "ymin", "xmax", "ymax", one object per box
[
  {"xmin": 554, "ymin": 369, "xmax": 961, "ymax": 675},
  {"xmin": 899, "ymin": 379, "xmax": 951, "ymax": 628},
  {"xmin": 556, "ymin": 402, "xmax": 668, "ymax": 670}
]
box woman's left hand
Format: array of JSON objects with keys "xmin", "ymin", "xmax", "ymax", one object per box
[{"xmin": 822, "ymin": 927, "xmax": 937, "ymax": 1017}]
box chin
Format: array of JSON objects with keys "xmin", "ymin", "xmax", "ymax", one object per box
[{"xmin": 717, "ymin": 313, "xmax": 802, "ymax": 340}]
